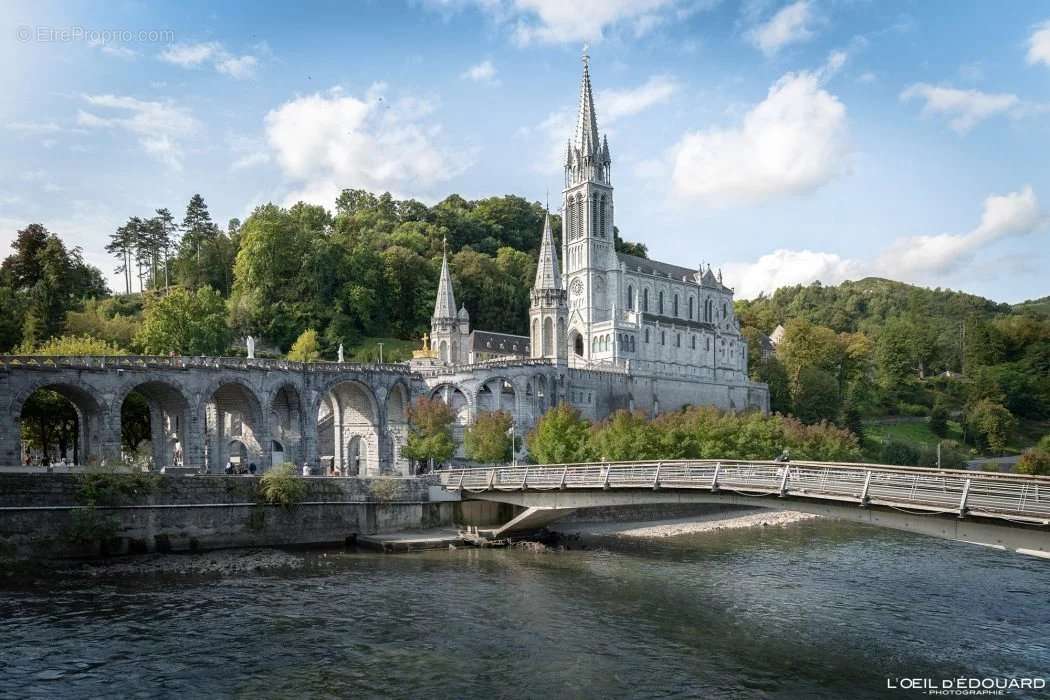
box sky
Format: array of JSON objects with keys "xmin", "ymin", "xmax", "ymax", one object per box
[{"xmin": 1, "ymin": 0, "xmax": 1049, "ymax": 303}]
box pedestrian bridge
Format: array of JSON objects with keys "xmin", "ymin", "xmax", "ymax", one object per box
[{"xmin": 439, "ymin": 460, "xmax": 1050, "ymax": 559}]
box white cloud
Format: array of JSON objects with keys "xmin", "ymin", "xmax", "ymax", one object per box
[
  {"xmin": 263, "ymin": 85, "xmax": 469, "ymax": 205},
  {"xmin": 725, "ymin": 187, "xmax": 1046, "ymax": 298},
  {"xmin": 4, "ymin": 121, "xmax": 63, "ymax": 134},
  {"xmin": 1027, "ymin": 20, "xmax": 1050, "ymax": 67},
  {"xmin": 747, "ymin": 0, "xmax": 816, "ymax": 57},
  {"xmin": 159, "ymin": 41, "xmax": 260, "ymax": 80},
  {"xmin": 600, "ymin": 75, "xmax": 678, "ymax": 121},
  {"xmin": 76, "ymin": 94, "xmax": 198, "ymax": 170},
  {"xmin": 900, "ymin": 83, "xmax": 1019, "ymax": 133},
  {"xmin": 670, "ymin": 70, "xmax": 849, "ymax": 205},
  {"xmin": 461, "ymin": 59, "xmax": 498, "ymax": 84}
]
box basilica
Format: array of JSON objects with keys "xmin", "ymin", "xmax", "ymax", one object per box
[{"xmin": 424, "ymin": 57, "xmax": 767, "ymax": 418}]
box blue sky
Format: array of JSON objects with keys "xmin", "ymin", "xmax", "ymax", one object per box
[{"xmin": 2, "ymin": 0, "xmax": 1048, "ymax": 303}]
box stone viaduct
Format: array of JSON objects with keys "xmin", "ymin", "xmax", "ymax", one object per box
[{"xmin": 0, "ymin": 355, "xmax": 567, "ymax": 475}]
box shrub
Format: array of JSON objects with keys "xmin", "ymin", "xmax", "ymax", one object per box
[
  {"xmin": 369, "ymin": 477, "xmax": 403, "ymax": 502},
  {"xmin": 258, "ymin": 463, "xmax": 307, "ymax": 508},
  {"xmin": 929, "ymin": 402, "xmax": 949, "ymax": 437},
  {"xmin": 879, "ymin": 440, "xmax": 920, "ymax": 467},
  {"xmin": 1017, "ymin": 448, "xmax": 1050, "ymax": 476}
]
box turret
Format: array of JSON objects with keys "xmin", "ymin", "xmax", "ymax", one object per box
[{"xmin": 530, "ymin": 212, "xmax": 568, "ymax": 362}]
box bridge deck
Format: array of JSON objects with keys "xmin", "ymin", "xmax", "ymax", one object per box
[{"xmin": 440, "ymin": 460, "xmax": 1050, "ymax": 526}]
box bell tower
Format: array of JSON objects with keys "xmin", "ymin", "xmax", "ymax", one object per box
[
  {"xmin": 530, "ymin": 211, "xmax": 568, "ymax": 362},
  {"xmin": 562, "ymin": 48, "xmax": 614, "ymax": 330}
]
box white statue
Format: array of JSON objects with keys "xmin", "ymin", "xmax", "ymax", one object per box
[
  {"xmin": 246, "ymin": 335, "xmax": 255, "ymax": 359},
  {"xmin": 338, "ymin": 343, "xmax": 344, "ymax": 363}
]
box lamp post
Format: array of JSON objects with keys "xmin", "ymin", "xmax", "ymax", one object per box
[{"xmin": 377, "ymin": 342, "xmax": 384, "ymax": 364}]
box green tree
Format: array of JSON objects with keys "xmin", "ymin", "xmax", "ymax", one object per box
[
  {"xmin": 589, "ymin": 410, "xmax": 656, "ymax": 461},
  {"xmin": 464, "ymin": 410, "xmax": 513, "ymax": 465},
  {"xmin": 527, "ymin": 403, "xmax": 593, "ymax": 464},
  {"xmin": 792, "ymin": 366, "xmax": 841, "ymax": 424},
  {"xmin": 20, "ymin": 389, "xmax": 79, "ymax": 463},
  {"xmin": 402, "ymin": 397, "xmax": 456, "ymax": 468},
  {"xmin": 287, "ymin": 329, "xmax": 321, "ymax": 362},
  {"xmin": 965, "ymin": 400, "xmax": 1015, "ymax": 452},
  {"xmin": 17, "ymin": 335, "xmax": 128, "ymax": 356},
  {"xmin": 135, "ymin": 286, "xmax": 230, "ymax": 355},
  {"xmin": 929, "ymin": 401, "xmax": 949, "ymax": 437}
]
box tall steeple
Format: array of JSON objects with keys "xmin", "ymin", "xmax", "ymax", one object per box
[
  {"xmin": 533, "ymin": 212, "xmax": 562, "ymax": 290},
  {"xmin": 574, "ymin": 47, "xmax": 600, "ymax": 158},
  {"xmin": 432, "ymin": 239, "xmax": 456, "ymax": 321},
  {"xmin": 566, "ymin": 46, "xmax": 611, "ymax": 188}
]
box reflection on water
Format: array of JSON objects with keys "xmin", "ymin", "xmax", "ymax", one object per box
[{"xmin": 1, "ymin": 520, "xmax": 1048, "ymax": 699}]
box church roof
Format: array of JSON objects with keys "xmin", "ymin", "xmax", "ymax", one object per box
[
  {"xmin": 533, "ymin": 212, "xmax": 562, "ymax": 290},
  {"xmin": 469, "ymin": 330, "xmax": 530, "ymax": 355},
  {"xmin": 433, "ymin": 246, "xmax": 456, "ymax": 319},
  {"xmin": 617, "ymin": 252, "xmax": 732, "ymax": 292}
]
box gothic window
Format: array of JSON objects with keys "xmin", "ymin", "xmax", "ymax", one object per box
[
  {"xmin": 723, "ymin": 302, "xmax": 728, "ymax": 319},
  {"xmin": 706, "ymin": 337, "xmax": 710, "ymax": 351},
  {"xmin": 691, "ymin": 335, "xmax": 696, "ymax": 350},
  {"xmin": 689, "ymin": 297, "xmax": 694, "ymax": 320},
  {"xmin": 626, "ymin": 284, "xmax": 634, "ymax": 310},
  {"xmin": 592, "ymin": 197, "xmax": 599, "ymax": 237},
  {"xmin": 676, "ymin": 333, "xmax": 681, "ymax": 347},
  {"xmin": 600, "ymin": 194, "xmax": 607, "ymax": 238},
  {"xmin": 673, "ymin": 294, "xmax": 679, "ymax": 317},
  {"xmin": 543, "ymin": 317, "xmax": 554, "ymax": 356},
  {"xmin": 644, "ymin": 328, "xmax": 650, "ymax": 343},
  {"xmin": 658, "ymin": 291, "xmax": 664, "ymax": 315},
  {"xmin": 643, "ymin": 288, "xmax": 649, "ymax": 312},
  {"xmin": 661, "ymin": 331, "xmax": 666, "ymax": 345}
]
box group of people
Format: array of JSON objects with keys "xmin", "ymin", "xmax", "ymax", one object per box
[{"xmin": 224, "ymin": 460, "xmax": 257, "ymax": 475}]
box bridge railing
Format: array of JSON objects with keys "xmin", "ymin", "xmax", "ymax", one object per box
[
  {"xmin": 439, "ymin": 460, "xmax": 1050, "ymax": 525},
  {"xmin": 0, "ymin": 355, "xmax": 416, "ymax": 374}
]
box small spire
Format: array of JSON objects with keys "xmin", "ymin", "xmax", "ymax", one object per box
[
  {"xmin": 533, "ymin": 211, "xmax": 562, "ymax": 290},
  {"xmin": 433, "ymin": 242, "xmax": 456, "ymax": 320}
]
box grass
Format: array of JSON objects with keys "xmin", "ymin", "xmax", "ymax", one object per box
[
  {"xmin": 346, "ymin": 336, "xmax": 419, "ymax": 363},
  {"xmin": 861, "ymin": 418, "xmax": 967, "ymax": 461}
]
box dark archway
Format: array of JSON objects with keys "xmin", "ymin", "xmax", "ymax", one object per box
[
  {"xmin": 120, "ymin": 381, "xmax": 191, "ymax": 470},
  {"xmin": 318, "ymin": 381, "xmax": 380, "ymax": 475},
  {"xmin": 18, "ymin": 384, "xmax": 102, "ymax": 466},
  {"xmin": 270, "ymin": 384, "xmax": 304, "ymax": 469},
  {"xmin": 205, "ymin": 382, "xmax": 265, "ymax": 473}
]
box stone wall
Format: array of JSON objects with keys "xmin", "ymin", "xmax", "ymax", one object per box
[{"xmin": 0, "ymin": 473, "xmax": 507, "ymax": 559}]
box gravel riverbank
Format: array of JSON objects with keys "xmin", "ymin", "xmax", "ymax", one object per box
[{"xmin": 552, "ymin": 508, "xmax": 819, "ymax": 538}]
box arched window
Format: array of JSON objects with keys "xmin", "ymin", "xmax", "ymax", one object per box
[
  {"xmin": 599, "ymin": 194, "xmax": 607, "ymax": 238},
  {"xmin": 661, "ymin": 331, "xmax": 666, "ymax": 345},
  {"xmin": 723, "ymin": 302, "xmax": 728, "ymax": 319},
  {"xmin": 592, "ymin": 336, "xmax": 598, "ymax": 354},
  {"xmin": 688, "ymin": 297, "xmax": 694, "ymax": 320},
  {"xmin": 658, "ymin": 291, "xmax": 664, "ymax": 315},
  {"xmin": 644, "ymin": 328, "xmax": 650, "ymax": 343},
  {"xmin": 676, "ymin": 333, "xmax": 681, "ymax": 347},
  {"xmin": 691, "ymin": 335, "xmax": 696, "ymax": 350},
  {"xmin": 567, "ymin": 199, "xmax": 575, "ymax": 240},
  {"xmin": 643, "ymin": 288, "xmax": 649, "ymax": 312},
  {"xmin": 705, "ymin": 337, "xmax": 710, "ymax": 351},
  {"xmin": 673, "ymin": 294, "xmax": 679, "ymax": 317},
  {"xmin": 592, "ymin": 197, "xmax": 600, "ymax": 237},
  {"xmin": 626, "ymin": 285, "xmax": 633, "ymax": 311}
]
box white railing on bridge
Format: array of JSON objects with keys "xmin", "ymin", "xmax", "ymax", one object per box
[
  {"xmin": 439, "ymin": 460, "xmax": 1050, "ymax": 525},
  {"xmin": 0, "ymin": 355, "xmax": 416, "ymax": 375}
]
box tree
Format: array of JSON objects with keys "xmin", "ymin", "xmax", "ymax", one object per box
[
  {"xmin": 527, "ymin": 403, "xmax": 593, "ymax": 464},
  {"xmin": 402, "ymin": 397, "xmax": 456, "ymax": 468},
  {"xmin": 20, "ymin": 390, "xmax": 79, "ymax": 463},
  {"xmin": 965, "ymin": 400, "xmax": 1016, "ymax": 453},
  {"xmin": 589, "ymin": 410, "xmax": 656, "ymax": 461},
  {"xmin": 287, "ymin": 329, "xmax": 321, "ymax": 362},
  {"xmin": 135, "ymin": 286, "xmax": 230, "ymax": 355},
  {"xmin": 464, "ymin": 410, "xmax": 513, "ymax": 465},
  {"xmin": 17, "ymin": 335, "xmax": 127, "ymax": 356},
  {"xmin": 929, "ymin": 401, "xmax": 949, "ymax": 437},
  {"xmin": 792, "ymin": 366, "xmax": 841, "ymax": 424}
]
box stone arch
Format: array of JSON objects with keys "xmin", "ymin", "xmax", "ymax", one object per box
[
  {"xmin": 317, "ymin": 379, "xmax": 381, "ymax": 476},
  {"xmin": 542, "ymin": 317, "xmax": 554, "ymax": 356},
  {"xmin": 118, "ymin": 380, "xmax": 192, "ymax": 470},
  {"xmin": 570, "ymin": 328, "xmax": 584, "ymax": 358},
  {"xmin": 430, "ymin": 383, "xmax": 471, "ymax": 460},
  {"xmin": 385, "ymin": 381, "xmax": 412, "ymax": 475},
  {"xmin": 15, "ymin": 381, "xmax": 107, "ymax": 466},
  {"xmin": 268, "ymin": 382, "xmax": 304, "ymax": 470},
  {"xmin": 204, "ymin": 379, "xmax": 266, "ymax": 474}
]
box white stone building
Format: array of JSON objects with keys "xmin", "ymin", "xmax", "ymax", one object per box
[{"xmin": 426, "ymin": 56, "xmax": 766, "ymax": 419}]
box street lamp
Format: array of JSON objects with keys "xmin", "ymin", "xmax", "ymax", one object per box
[{"xmin": 377, "ymin": 342, "xmax": 384, "ymax": 364}]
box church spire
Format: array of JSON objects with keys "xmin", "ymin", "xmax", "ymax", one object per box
[
  {"xmin": 433, "ymin": 238, "xmax": 456, "ymax": 320},
  {"xmin": 533, "ymin": 211, "xmax": 562, "ymax": 290},
  {"xmin": 574, "ymin": 46, "xmax": 600, "ymax": 157}
]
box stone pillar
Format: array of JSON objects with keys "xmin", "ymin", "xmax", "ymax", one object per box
[
  {"xmin": 301, "ymin": 406, "xmax": 318, "ymax": 470},
  {"xmin": 98, "ymin": 407, "xmax": 123, "ymax": 466},
  {"xmin": 148, "ymin": 404, "xmax": 165, "ymax": 469},
  {"xmin": 0, "ymin": 407, "xmax": 21, "ymax": 467},
  {"xmin": 184, "ymin": 403, "xmax": 206, "ymax": 472}
]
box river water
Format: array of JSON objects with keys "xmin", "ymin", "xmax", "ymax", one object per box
[{"xmin": 1, "ymin": 519, "xmax": 1048, "ymax": 699}]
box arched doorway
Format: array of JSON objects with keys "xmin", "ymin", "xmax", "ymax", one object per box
[
  {"xmin": 17, "ymin": 383, "xmax": 103, "ymax": 467},
  {"xmin": 120, "ymin": 381, "xmax": 190, "ymax": 470},
  {"xmin": 386, "ymin": 383, "xmax": 411, "ymax": 475},
  {"xmin": 319, "ymin": 381, "xmax": 379, "ymax": 476},
  {"xmin": 269, "ymin": 384, "xmax": 303, "ymax": 469},
  {"xmin": 205, "ymin": 382, "xmax": 264, "ymax": 474}
]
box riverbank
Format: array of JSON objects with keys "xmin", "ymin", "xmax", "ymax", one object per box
[{"xmin": 552, "ymin": 508, "xmax": 818, "ymax": 538}]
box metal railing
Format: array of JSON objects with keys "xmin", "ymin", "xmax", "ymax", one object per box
[{"xmin": 439, "ymin": 460, "xmax": 1050, "ymax": 526}]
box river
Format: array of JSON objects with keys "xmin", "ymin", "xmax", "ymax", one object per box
[{"xmin": 1, "ymin": 519, "xmax": 1047, "ymax": 699}]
